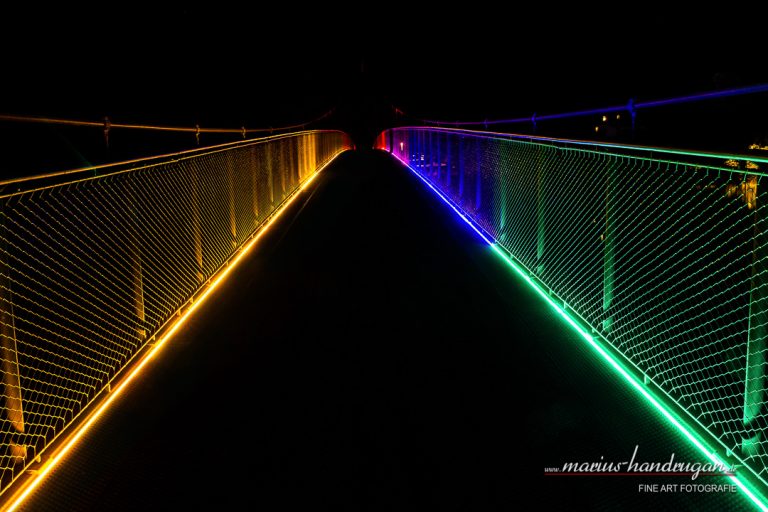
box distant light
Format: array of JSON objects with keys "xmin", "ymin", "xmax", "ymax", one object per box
[
  {"xmin": 616, "ymin": 114, "xmax": 621, "ymax": 120},
  {"xmin": 602, "ymin": 115, "xmax": 607, "ymax": 122},
  {"xmin": 595, "ymin": 126, "xmax": 599, "ymax": 133},
  {"xmin": 399, "ymin": 141, "xmax": 404, "ymax": 152}
]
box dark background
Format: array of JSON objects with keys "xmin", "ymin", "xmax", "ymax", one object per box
[{"xmin": 0, "ymin": 8, "xmax": 766, "ymax": 177}]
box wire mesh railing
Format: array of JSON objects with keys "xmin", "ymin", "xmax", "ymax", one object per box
[
  {"xmin": 0, "ymin": 130, "xmax": 352, "ymax": 495},
  {"xmin": 377, "ymin": 126, "xmax": 768, "ymax": 493}
]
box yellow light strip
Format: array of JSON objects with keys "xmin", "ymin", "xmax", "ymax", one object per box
[{"xmin": 0, "ymin": 152, "xmax": 343, "ymax": 512}]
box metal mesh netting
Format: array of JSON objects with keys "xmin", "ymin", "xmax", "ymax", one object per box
[
  {"xmin": 379, "ymin": 127, "xmax": 768, "ymax": 487},
  {"xmin": 0, "ymin": 130, "xmax": 352, "ymax": 494}
]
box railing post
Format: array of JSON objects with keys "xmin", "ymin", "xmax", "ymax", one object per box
[
  {"xmin": 191, "ymin": 168, "xmax": 204, "ymax": 282},
  {"xmin": 445, "ymin": 134, "xmax": 452, "ymax": 189},
  {"xmin": 427, "ymin": 131, "xmax": 433, "ymax": 178},
  {"xmin": 419, "ymin": 131, "xmax": 425, "ymax": 170},
  {"xmin": 0, "ymin": 217, "xmax": 26, "ymax": 464},
  {"xmin": 227, "ymin": 158, "xmax": 238, "ymax": 250},
  {"xmin": 266, "ymin": 143, "xmax": 275, "ymax": 206},
  {"xmin": 129, "ymin": 199, "xmax": 146, "ymax": 341},
  {"xmin": 280, "ymin": 142, "xmax": 287, "ymax": 197},
  {"xmin": 131, "ymin": 241, "xmax": 146, "ymax": 340},
  {"xmin": 744, "ymin": 175, "xmax": 766, "ymax": 456},
  {"xmin": 536, "ymin": 145, "xmax": 546, "ymax": 275},
  {"xmin": 458, "ymin": 137, "xmax": 465, "ymax": 200},
  {"xmin": 602, "ymin": 154, "xmax": 616, "ymax": 333},
  {"xmin": 436, "ymin": 133, "xmax": 441, "ymax": 183},
  {"xmin": 498, "ymin": 175, "xmax": 507, "ymax": 241},
  {"xmin": 251, "ymin": 146, "xmax": 259, "ymax": 230},
  {"xmin": 475, "ymin": 139, "xmax": 482, "ymax": 211}
]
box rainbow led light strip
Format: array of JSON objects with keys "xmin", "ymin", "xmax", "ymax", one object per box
[{"xmin": 386, "ymin": 144, "xmax": 768, "ymax": 511}]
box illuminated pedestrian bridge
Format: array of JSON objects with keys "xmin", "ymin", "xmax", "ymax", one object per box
[{"xmin": 0, "ymin": 113, "xmax": 767, "ymax": 511}]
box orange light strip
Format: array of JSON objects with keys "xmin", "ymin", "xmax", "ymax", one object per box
[{"xmin": 0, "ymin": 151, "xmax": 345, "ymax": 512}]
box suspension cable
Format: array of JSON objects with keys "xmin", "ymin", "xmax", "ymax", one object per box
[
  {"xmin": 0, "ymin": 108, "xmax": 336, "ymax": 134},
  {"xmin": 397, "ymin": 83, "xmax": 768, "ymax": 127}
]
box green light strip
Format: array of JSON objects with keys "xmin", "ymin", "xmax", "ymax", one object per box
[
  {"xmin": 385, "ymin": 126, "xmax": 768, "ymax": 509},
  {"xmin": 394, "ymin": 128, "xmax": 768, "ymax": 485},
  {"xmin": 489, "ymin": 243, "xmax": 768, "ymax": 511}
]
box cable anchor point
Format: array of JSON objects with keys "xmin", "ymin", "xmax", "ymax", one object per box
[
  {"xmin": 103, "ymin": 117, "xmax": 111, "ymax": 148},
  {"xmin": 627, "ymin": 98, "xmax": 637, "ymax": 137}
]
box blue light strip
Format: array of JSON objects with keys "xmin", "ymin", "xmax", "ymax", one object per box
[
  {"xmin": 393, "ymin": 154, "xmax": 493, "ymax": 245},
  {"xmin": 390, "ymin": 152, "xmax": 768, "ymax": 511}
]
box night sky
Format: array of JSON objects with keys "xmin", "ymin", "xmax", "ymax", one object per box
[{"xmin": 0, "ymin": 7, "xmax": 766, "ymax": 170}]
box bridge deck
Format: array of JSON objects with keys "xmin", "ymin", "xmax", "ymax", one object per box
[{"xmin": 18, "ymin": 151, "xmax": 752, "ymax": 511}]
